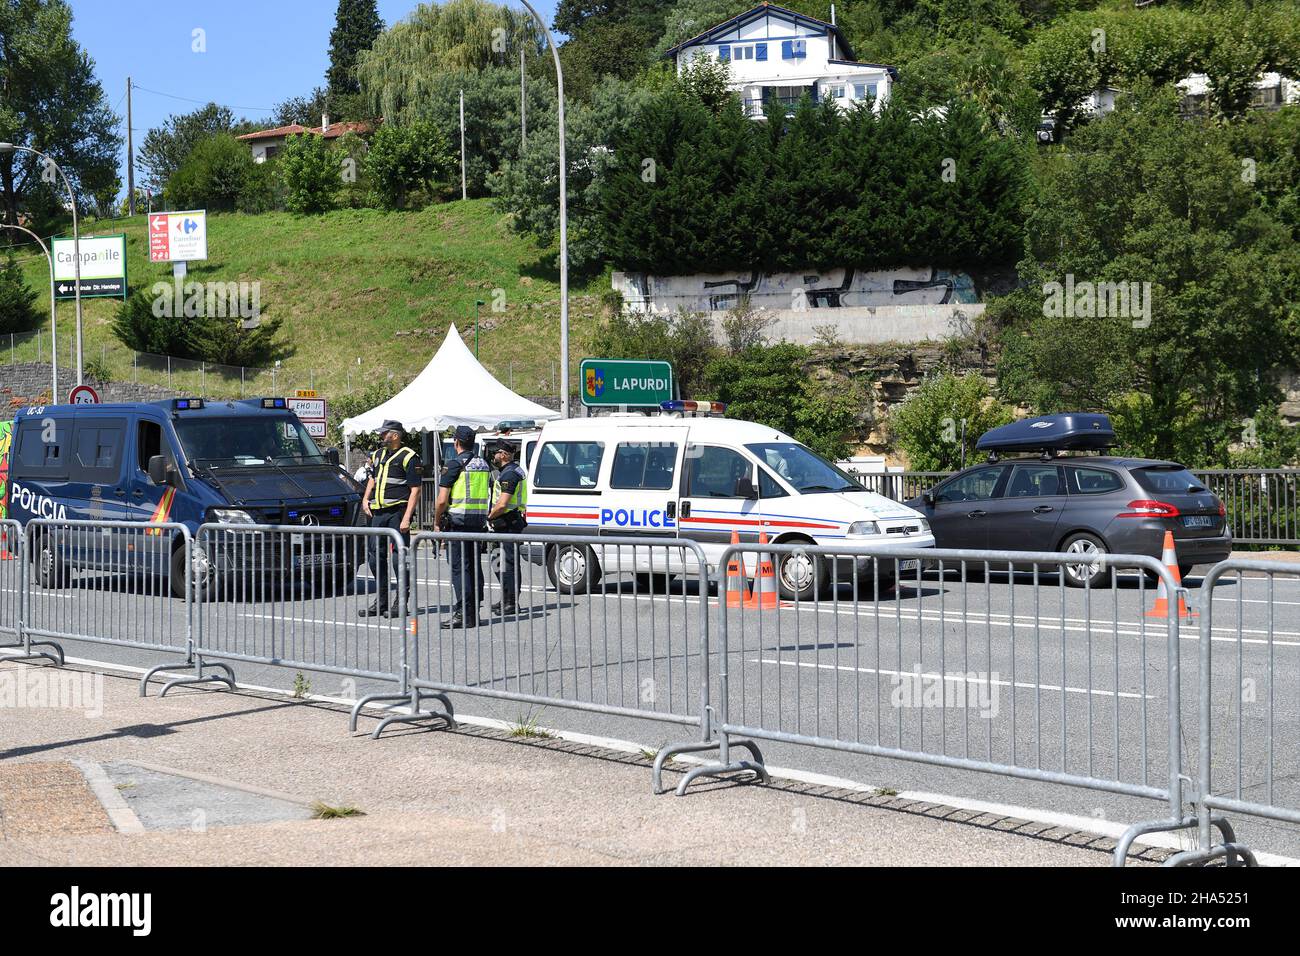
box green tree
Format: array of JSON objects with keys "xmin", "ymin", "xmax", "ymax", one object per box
[
  {"xmin": 111, "ymin": 288, "xmax": 199, "ymax": 358},
  {"xmin": 889, "ymin": 371, "xmax": 1014, "ymax": 471},
  {"xmin": 279, "ymin": 133, "xmax": 339, "ymax": 214},
  {"xmin": 272, "ymin": 88, "xmax": 329, "ymax": 127},
  {"xmin": 993, "ymin": 88, "xmax": 1300, "ymax": 466},
  {"xmin": 138, "ymin": 103, "xmax": 239, "ymax": 194},
  {"xmin": 0, "ymin": 0, "xmax": 122, "ymax": 225},
  {"xmin": 0, "ymin": 250, "xmax": 39, "ymax": 334},
  {"xmin": 328, "ymin": 0, "xmax": 385, "ymax": 99},
  {"xmin": 364, "ymin": 121, "xmax": 454, "ymax": 209},
  {"xmin": 193, "ymin": 313, "xmax": 289, "ymax": 367},
  {"xmin": 590, "ymin": 308, "xmax": 718, "ymax": 397},
  {"xmin": 165, "ymin": 133, "xmax": 256, "ymax": 212}
]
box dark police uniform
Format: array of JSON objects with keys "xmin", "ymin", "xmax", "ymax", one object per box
[
  {"xmin": 366, "ymin": 443, "xmax": 422, "ymax": 613},
  {"xmin": 492, "ymin": 458, "xmax": 528, "ymax": 606},
  {"xmin": 440, "ymin": 446, "xmax": 490, "ymax": 622}
]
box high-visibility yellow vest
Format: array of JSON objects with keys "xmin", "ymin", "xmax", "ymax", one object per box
[
  {"xmin": 492, "ymin": 464, "xmax": 528, "ymax": 516},
  {"xmin": 449, "ymin": 456, "xmax": 491, "ymax": 518},
  {"xmin": 371, "ymin": 446, "xmax": 416, "ymax": 509}
]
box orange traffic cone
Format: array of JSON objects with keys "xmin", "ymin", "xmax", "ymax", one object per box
[
  {"xmin": 1146, "ymin": 531, "xmax": 1195, "ymax": 619},
  {"xmin": 725, "ymin": 531, "xmax": 750, "ymax": 608},
  {"xmin": 744, "ymin": 532, "xmax": 779, "ymax": 610}
]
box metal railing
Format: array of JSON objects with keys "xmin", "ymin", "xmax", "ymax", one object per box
[
  {"xmin": 847, "ymin": 467, "xmax": 1300, "ymax": 546},
  {"xmin": 1164, "ymin": 559, "xmax": 1300, "ymax": 866}
]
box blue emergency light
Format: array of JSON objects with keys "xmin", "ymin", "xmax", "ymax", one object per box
[
  {"xmin": 261, "ymin": 397, "xmax": 287, "ymax": 409},
  {"xmin": 173, "ymin": 398, "xmax": 204, "ymax": 410}
]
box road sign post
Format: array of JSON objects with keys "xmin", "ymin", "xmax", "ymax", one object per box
[{"xmin": 579, "ymin": 359, "xmax": 674, "ymax": 408}]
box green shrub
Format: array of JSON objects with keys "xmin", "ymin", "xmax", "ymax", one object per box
[
  {"xmin": 364, "ymin": 121, "xmax": 454, "ymax": 210},
  {"xmin": 165, "ymin": 133, "xmax": 255, "ymax": 212},
  {"xmin": 0, "ymin": 253, "xmax": 40, "ymax": 335},
  {"xmin": 890, "ymin": 372, "xmax": 1014, "ymax": 471},
  {"xmin": 280, "ymin": 133, "xmax": 340, "ymax": 214},
  {"xmin": 111, "ymin": 288, "xmax": 200, "ymax": 358}
]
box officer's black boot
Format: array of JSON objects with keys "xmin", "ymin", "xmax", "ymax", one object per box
[
  {"xmin": 440, "ymin": 610, "xmax": 464, "ymax": 629},
  {"xmin": 359, "ymin": 599, "xmax": 387, "ymax": 618}
]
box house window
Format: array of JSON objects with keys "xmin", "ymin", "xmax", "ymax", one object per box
[
  {"xmin": 781, "ymin": 39, "xmax": 807, "ymax": 60},
  {"xmin": 718, "ymin": 44, "xmax": 730, "ymax": 61},
  {"xmin": 829, "ymin": 84, "xmax": 846, "ymax": 99},
  {"xmin": 855, "ymin": 83, "xmax": 877, "ymax": 103},
  {"xmin": 263, "ymin": 144, "xmax": 280, "ymax": 160}
]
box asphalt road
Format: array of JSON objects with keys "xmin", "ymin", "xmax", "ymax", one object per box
[{"xmin": 2, "ymin": 544, "xmax": 1297, "ymax": 860}]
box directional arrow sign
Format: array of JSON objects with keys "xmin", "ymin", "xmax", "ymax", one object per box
[{"xmin": 51, "ymin": 234, "xmax": 128, "ymax": 299}]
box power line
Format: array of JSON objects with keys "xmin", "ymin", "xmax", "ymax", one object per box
[{"xmin": 129, "ymin": 81, "xmax": 277, "ymax": 114}]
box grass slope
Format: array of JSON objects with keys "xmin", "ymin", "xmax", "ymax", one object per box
[{"xmin": 6, "ymin": 200, "xmax": 607, "ymax": 403}]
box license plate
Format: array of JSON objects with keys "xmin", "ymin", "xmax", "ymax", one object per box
[
  {"xmin": 1183, "ymin": 516, "xmax": 1215, "ymax": 528},
  {"xmin": 293, "ymin": 553, "xmax": 330, "ymax": 568},
  {"xmin": 898, "ymin": 560, "xmax": 919, "ymax": 572}
]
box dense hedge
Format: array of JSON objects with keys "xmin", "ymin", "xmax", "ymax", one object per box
[{"xmin": 599, "ymin": 92, "xmax": 1029, "ymax": 275}]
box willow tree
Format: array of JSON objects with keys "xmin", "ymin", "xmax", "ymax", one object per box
[{"xmin": 356, "ymin": 0, "xmax": 543, "ymax": 124}]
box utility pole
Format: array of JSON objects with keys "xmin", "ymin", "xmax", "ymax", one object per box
[
  {"xmin": 520, "ymin": 46, "xmax": 527, "ymax": 148},
  {"xmin": 126, "ymin": 77, "xmax": 136, "ymax": 216},
  {"xmin": 459, "ymin": 89, "xmax": 467, "ymax": 201}
]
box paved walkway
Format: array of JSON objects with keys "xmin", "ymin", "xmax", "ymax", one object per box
[{"xmin": 0, "ymin": 658, "xmax": 1158, "ymax": 866}]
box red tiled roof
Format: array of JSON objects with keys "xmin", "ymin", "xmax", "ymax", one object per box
[
  {"xmin": 236, "ymin": 120, "xmax": 376, "ymax": 141},
  {"xmin": 236, "ymin": 124, "xmax": 308, "ymax": 140}
]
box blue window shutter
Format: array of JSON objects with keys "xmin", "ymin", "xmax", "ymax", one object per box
[
  {"xmin": 794, "ymin": 38, "xmax": 806, "ymax": 59},
  {"xmin": 718, "ymin": 44, "xmax": 730, "ymax": 61},
  {"xmin": 810, "ymin": 85, "xmax": 819, "ymax": 103},
  {"xmin": 781, "ymin": 39, "xmax": 792, "ymax": 59},
  {"xmin": 755, "ymin": 42, "xmax": 767, "ymax": 61}
]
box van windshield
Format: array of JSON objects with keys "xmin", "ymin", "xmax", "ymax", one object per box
[
  {"xmin": 745, "ymin": 442, "xmax": 861, "ymax": 494},
  {"xmin": 176, "ymin": 417, "xmax": 326, "ymax": 467}
]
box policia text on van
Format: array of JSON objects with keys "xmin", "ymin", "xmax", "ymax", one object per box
[{"xmin": 1, "ymin": 398, "xmax": 361, "ymax": 598}]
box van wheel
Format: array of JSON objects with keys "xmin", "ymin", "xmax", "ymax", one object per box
[
  {"xmin": 776, "ymin": 545, "xmax": 825, "ymax": 602},
  {"xmin": 171, "ymin": 543, "xmax": 214, "ymax": 600},
  {"xmin": 32, "ymin": 530, "xmax": 69, "ymax": 588},
  {"xmin": 548, "ymin": 543, "xmax": 600, "ymax": 595},
  {"xmin": 1060, "ymin": 533, "xmax": 1112, "ymax": 588}
]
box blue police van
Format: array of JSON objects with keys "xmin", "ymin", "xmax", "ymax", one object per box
[{"xmin": 2, "ymin": 398, "xmax": 361, "ymax": 598}]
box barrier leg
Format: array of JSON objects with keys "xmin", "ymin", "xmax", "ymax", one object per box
[
  {"xmin": 142, "ymin": 656, "xmax": 237, "ymax": 697},
  {"xmin": 656, "ymin": 731, "xmax": 770, "ymax": 796},
  {"xmin": 358, "ymin": 687, "xmax": 457, "ymax": 739}
]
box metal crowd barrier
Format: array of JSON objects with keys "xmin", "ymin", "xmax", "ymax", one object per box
[
  {"xmin": 0, "ymin": 518, "xmax": 59, "ymax": 664},
  {"xmin": 1163, "ymin": 559, "xmax": 1300, "ymax": 866},
  {"xmin": 355, "ymin": 530, "xmax": 729, "ymax": 753},
  {"xmin": 674, "ymin": 542, "xmax": 1190, "ymax": 855},
  {"xmin": 193, "ymin": 523, "xmax": 407, "ymax": 701},
  {"xmin": 20, "ymin": 519, "xmax": 200, "ymax": 677}
]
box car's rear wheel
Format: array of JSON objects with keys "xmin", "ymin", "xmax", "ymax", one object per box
[
  {"xmin": 1060, "ymin": 533, "xmax": 1112, "ymax": 588},
  {"xmin": 171, "ymin": 542, "xmax": 215, "ymax": 600}
]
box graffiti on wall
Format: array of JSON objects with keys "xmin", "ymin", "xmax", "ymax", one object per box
[
  {"xmin": 614, "ymin": 266, "xmax": 978, "ymax": 313},
  {"xmin": 0, "ymin": 419, "xmax": 11, "ymax": 522}
]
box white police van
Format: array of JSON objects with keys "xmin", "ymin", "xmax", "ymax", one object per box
[{"xmin": 525, "ymin": 401, "xmax": 935, "ymax": 599}]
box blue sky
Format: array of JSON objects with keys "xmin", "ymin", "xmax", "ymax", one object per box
[{"xmin": 68, "ymin": 0, "xmax": 561, "ymax": 199}]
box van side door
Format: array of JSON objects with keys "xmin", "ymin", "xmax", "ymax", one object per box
[
  {"xmin": 677, "ymin": 443, "xmax": 761, "ymax": 567},
  {"xmin": 127, "ymin": 415, "xmax": 185, "ymax": 564},
  {"xmin": 65, "ymin": 415, "xmax": 131, "ymax": 569}
]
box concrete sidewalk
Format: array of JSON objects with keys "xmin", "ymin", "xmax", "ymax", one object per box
[{"xmin": 0, "ymin": 658, "xmax": 1158, "ymax": 866}]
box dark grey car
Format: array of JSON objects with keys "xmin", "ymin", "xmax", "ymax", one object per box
[{"xmin": 905, "ymin": 457, "xmax": 1232, "ymax": 587}]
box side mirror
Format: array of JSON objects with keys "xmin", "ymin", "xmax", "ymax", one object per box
[
  {"xmin": 734, "ymin": 476, "xmax": 759, "ymax": 500},
  {"xmin": 923, "ymin": 490, "xmax": 936, "ymax": 507},
  {"xmin": 325, "ymin": 447, "xmax": 340, "ymax": 466},
  {"xmin": 148, "ymin": 455, "xmax": 169, "ymax": 486}
]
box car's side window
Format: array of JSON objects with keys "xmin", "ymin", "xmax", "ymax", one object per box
[
  {"xmin": 758, "ymin": 467, "xmax": 787, "ymax": 499},
  {"xmin": 1006, "ymin": 464, "xmax": 1065, "ymax": 498},
  {"xmin": 685, "ymin": 445, "xmax": 753, "ymax": 498},
  {"xmin": 534, "ymin": 441, "xmax": 604, "ymax": 489},
  {"xmin": 935, "ymin": 466, "xmax": 1005, "ymax": 503},
  {"xmin": 1067, "ymin": 466, "xmax": 1125, "ymax": 495}
]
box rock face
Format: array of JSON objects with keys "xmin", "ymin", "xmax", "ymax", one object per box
[
  {"xmin": 1282, "ymin": 371, "xmax": 1300, "ymax": 425},
  {"xmin": 799, "ymin": 340, "xmax": 991, "ymax": 456}
]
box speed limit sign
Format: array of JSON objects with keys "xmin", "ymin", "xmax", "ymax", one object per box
[{"xmin": 68, "ymin": 384, "xmax": 100, "ymax": 405}]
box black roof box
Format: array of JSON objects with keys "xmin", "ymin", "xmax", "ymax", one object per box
[{"xmin": 976, "ymin": 413, "xmax": 1115, "ymax": 454}]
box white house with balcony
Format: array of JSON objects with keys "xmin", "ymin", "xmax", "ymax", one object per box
[{"xmin": 665, "ymin": 3, "xmax": 895, "ymax": 118}]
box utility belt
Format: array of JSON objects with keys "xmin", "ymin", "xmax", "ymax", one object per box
[
  {"xmin": 370, "ymin": 500, "xmax": 408, "ymax": 512},
  {"xmin": 493, "ymin": 511, "xmax": 527, "ymax": 532}
]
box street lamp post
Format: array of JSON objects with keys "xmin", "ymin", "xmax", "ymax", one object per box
[
  {"xmin": 0, "ymin": 142, "xmax": 83, "ymax": 389},
  {"xmin": 514, "ymin": 1, "xmax": 569, "ymax": 416},
  {"xmin": 1, "ymin": 222, "xmax": 58, "ymax": 399}
]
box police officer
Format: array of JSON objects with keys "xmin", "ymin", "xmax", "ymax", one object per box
[
  {"xmin": 436, "ymin": 425, "xmax": 490, "ymax": 628},
  {"xmin": 487, "ymin": 439, "xmax": 527, "ymax": 615},
  {"xmin": 360, "ymin": 420, "xmax": 422, "ymax": 618}
]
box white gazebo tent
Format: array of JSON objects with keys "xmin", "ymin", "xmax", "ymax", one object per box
[{"xmin": 341, "ymin": 324, "xmax": 560, "ymax": 466}]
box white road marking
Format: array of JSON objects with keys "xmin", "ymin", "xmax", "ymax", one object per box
[{"xmin": 749, "ymin": 657, "xmax": 1154, "ymax": 699}]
